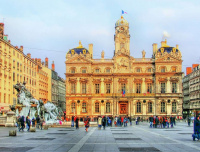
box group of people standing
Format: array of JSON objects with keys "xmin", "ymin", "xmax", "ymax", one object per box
[
  {"xmin": 114, "ymin": 116, "xmax": 131, "ymax": 127},
  {"xmin": 148, "ymin": 115, "xmax": 176, "ymax": 128},
  {"xmin": 17, "ymin": 115, "xmax": 44, "ymax": 131}
]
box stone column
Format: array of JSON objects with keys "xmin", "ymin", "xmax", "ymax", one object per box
[
  {"xmin": 143, "ymin": 102, "xmax": 146, "ymax": 116},
  {"xmin": 101, "ymin": 78, "xmax": 104, "ymax": 94},
  {"xmin": 142, "ymin": 78, "xmax": 145, "ymax": 93}
]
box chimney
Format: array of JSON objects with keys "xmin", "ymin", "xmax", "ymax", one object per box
[
  {"xmin": 0, "ymin": 23, "xmax": 4, "ymax": 39},
  {"xmin": 27, "ymin": 53, "xmax": 31, "ymax": 58},
  {"xmin": 176, "ymin": 44, "xmax": 179, "ymax": 50},
  {"xmin": 152, "ymin": 43, "xmax": 158, "ymax": 55},
  {"xmin": 52, "ymin": 61, "xmax": 55, "ymax": 71},
  {"xmin": 88, "ymin": 44, "xmax": 93, "ymax": 59},
  {"xmin": 45, "ymin": 57, "xmax": 48, "ymax": 68},
  {"xmin": 20, "ymin": 46, "xmax": 23, "ymax": 52},
  {"xmin": 192, "ymin": 64, "xmax": 199, "ymax": 69},
  {"xmin": 161, "ymin": 39, "xmax": 167, "ymax": 47},
  {"xmin": 186, "ymin": 67, "xmax": 192, "ymax": 75}
]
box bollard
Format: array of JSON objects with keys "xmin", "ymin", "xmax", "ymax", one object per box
[
  {"xmin": 30, "ymin": 127, "xmax": 36, "ymax": 132},
  {"xmin": 9, "ymin": 130, "xmax": 16, "ymax": 136},
  {"xmin": 43, "ymin": 125, "xmax": 49, "ymax": 130}
]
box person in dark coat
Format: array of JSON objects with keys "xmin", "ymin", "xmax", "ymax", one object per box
[
  {"xmin": 36, "ymin": 115, "xmax": 40, "ymax": 129},
  {"xmin": 193, "ymin": 116, "xmax": 200, "ymax": 140},
  {"xmin": 102, "ymin": 116, "xmax": 106, "ymax": 130},
  {"xmin": 32, "ymin": 118, "xmax": 36, "ymax": 127},
  {"xmin": 27, "ymin": 116, "xmax": 31, "ymax": 131},
  {"xmin": 75, "ymin": 117, "xmax": 79, "ymax": 129},
  {"xmin": 149, "ymin": 116, "xmax": 153, "ymax": 128},
  {"xmin": 155, "ymin": 116, "xmax": 159, "ymax": 128},
  {"xmin": 188, "ymin": 117, "xmax": 191, "ymax": 126},
  {"xmin": 19, "ymin": 116, "xmax": 25, "ymax": 132},
  {"xmin": 84, "ymin": 116, "xmax": 90, "ymax": 132}
]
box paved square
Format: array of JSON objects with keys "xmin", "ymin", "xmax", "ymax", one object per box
[{"xmin": 0, "ymin": 122, "xmax": 199, "ymax": 152}]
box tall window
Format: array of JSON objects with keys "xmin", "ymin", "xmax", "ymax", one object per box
[
  {"xmin": 137, "ymin": 102, "xmax": 141, "ymax": 113},
  {"xmin": 82, "ymin": 103, "xmax": 87, "ymax": 113},
  {"xmin": 71, "ymin": 83, "xmax": 76, "ymax": 94},
  {"xmin": 172, "ymin": 102, "xmax": 176, "ymax": 113},
  {"xmin": 161, "ymin": 83, "xmax": 165, "ymax": 93},
  {"xmin": 172, "ymin": 83, "xmax": 177, "ymax": 93},
  {"xmin": 121, "ymin": 83, "xmax": 126, "ymax": 92},
  {"xmin": 161, "ymin": 102, "xmax": 165, "ymax": 112},
  {"xmin": 148, "ymin": 102, "xmax": 152, "ymax": 113},
  {"xmin": 106, "ymin": 84, "xmax": 111, "ymax": 93},
  {"xmin": 136, "ymin": 83, "xmax": 141, "ymax": 93},
  {"xmin": 13, "ymin": 73, "xmax": 15, "ymax": 81},
  {"xmin": 136, "ymin": 68, "xmax": 141, "ymax": 73},
  {"xmin": 147, "ymin": 83, "xmax": 152, "ymax": 93},
  {"xmin": 106, "ymin": 102, "xmax": 110, "ymax": 113},
  {"xmin": 95, "ymin": 84, "xmax": 100, "ymax": 94},
  {"xmin": 71, "ymin": 69, "xmax": 75, "ymax": 73},
  {"xmin": 95, "ymin": 102, "xmax": 99, "ymax": 112},
  {"xmin": 106, "ymin": 69, "xmax": 110, "ymax": 73},
  {"xmin": 71, "ymin": 103, "xmax": 75, "ymax": 113},
  {"xmin": 82, "ymin": 69, "xmax": 86, "ymax": 73},
  {"xmin": 161, "ymin": 67, "xmax": 165, "ymax": 72},
  {"xmin": 95, "ymin": 69, "xmax": 99, "ymax": 73},
  {"xmin": 82, "ymin": 83, "xmax": 86, "ymax": 94},
  {"xmin": 148, "ymin": 68, "xmax": 152, "ymax": 72}
]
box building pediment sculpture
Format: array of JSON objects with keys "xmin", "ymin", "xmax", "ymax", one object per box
[
  {"xmin": 118, "ymin": 78, "xmax": 128, "ymax": 83},
  {"xmin": 133, "ymin": 78, "xmax": 143, "ymax": 83},
  {"xmin": 169, "ymin": 77, "xmax": 179, "ymax": 82},
  {"xmin": 92, "ymin": 78, "xmax": 101, "ymax": 83},
  {"xmin": 158, "ymin": 77, "xmax": 168, "ymax": 82}
]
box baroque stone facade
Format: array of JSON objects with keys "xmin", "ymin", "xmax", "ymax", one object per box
[{"xmin": 65, "ymin": 16, "xmax": 183, "ymax": 120}]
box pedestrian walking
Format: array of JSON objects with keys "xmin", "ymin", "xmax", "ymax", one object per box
[
  {"xmin": 19, "ymin": 116, "xmax": 25, "ymax": 132},
  {"xmin": 98, "ymin": 116, "xmax": 102, "ymax": 130},
  {"xmin": 17, "ymin": 116, "xmax": 21, "ymax": 130},
  {"xmin": 27, "ymin": 116, "xmax": 31, "ymax": 131},
  {"xmin": 188, "ymin": 117, "xmax": 191, "ymax": 126},
  {"xmin": 149, "ymin": 116, "xmax": 153, "ymax": 128},
  {"xmin": 75, "ymin": 116, "xmax": 79, "ymax": 129},
  {"xmin": 36, "ymin": 115, "xmax": 40, "ymax": 129},
  {"xmin": 32, "ymin": 118, "xmax": 36, "ymax": 127},
  {"xmin": 71, "ymin": 115, "xmax": 74, "ymax": 127},
  {"xmin": 193, "ymin": 116, "xmax": 200, "ymax": 141},
  {"xmin": 102, "ymin": 116, "xmax": 106, "ymax": 130},
  {"xmin": 129, "ymin": 117, "xmax": 132, "ymax": 126},
  {"xmin": 84, "ymin": 116, "xmax": 90, "ymax": 132},
  {"xmin": 40, "ymin": 117, "xmax": 44, "ymax": 130}
]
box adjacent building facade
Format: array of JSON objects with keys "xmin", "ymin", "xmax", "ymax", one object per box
[
  {"xmin": 58, "ymin": 76, "xmax": 66, "ymax": 111},
  {"xmin": 0, "ymin": 23, "xmax": 65, "ymax": 113},
  {"xmin": 65, "ymin": 16, "xmax": 183, "ymax": 120},
  {"xmin": 183, "ymin": 64, "xmax": 200, "ymax": 118}
]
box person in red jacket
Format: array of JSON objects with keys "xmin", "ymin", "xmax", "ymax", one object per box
[
  {"xmin": 84, "ymin": 116, "xmax": 90, "ymax": 132},
  {"xmin": 121, "ymin": 117, "xmax": 124, "ymax": 127}
]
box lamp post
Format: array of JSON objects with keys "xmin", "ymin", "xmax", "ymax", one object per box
[{"xmin": 101, "ymin": 100, "xmax": 104, "ymax": 116}]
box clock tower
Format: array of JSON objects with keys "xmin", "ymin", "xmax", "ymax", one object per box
[{"xmin": 114, "ymin": 16, "xmax": 130, "ymax": 56}]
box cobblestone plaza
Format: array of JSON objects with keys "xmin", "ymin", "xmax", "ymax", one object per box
[{"xmin": 0, "ymin": 122, "xmax": 199, "ymax": 152}]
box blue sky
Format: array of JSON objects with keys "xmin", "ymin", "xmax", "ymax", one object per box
[{"xmin": 1, "ymin": 0, "xmax": 200, "ymax": 78}]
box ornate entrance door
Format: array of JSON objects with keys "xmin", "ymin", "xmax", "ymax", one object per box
[{"xmin": 120, "ymin": 103, "xmax": 127, "ymax": 114}]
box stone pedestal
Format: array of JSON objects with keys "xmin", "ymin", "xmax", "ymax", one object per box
[
  {"xmin": 30, "ymin": 127, "xmax": 36, "ymax": 132},
  {"xmin": 43, "ymin": 125, "xmax": 49, "ymax": 130},
  {"xmin": 9, "ymin": 130, "xmax": 16, "ymax": 136},
  {"xmin": 5, "ymin": 111, "xmax": 16, "ymax": 127}
]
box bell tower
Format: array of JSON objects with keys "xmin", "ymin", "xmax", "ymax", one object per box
[{"xmin": 114, "ymin": 16, "xmax": 130, "ymax": 56}]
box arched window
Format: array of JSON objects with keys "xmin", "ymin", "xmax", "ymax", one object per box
[
  {"xmin": 172, "ymin": 102, "xmax": 176, "ymax": 113},
  {"xmin": 148, "ymin": 102, "xmax": 152, "ymax": 113},
  {"xmin": 95, "ymin": 102, "xmax": 99, "ymax": 112},
  {"xmin": 106, "ymin": 102, "xmax": 110, "ymax": 113},
  {"xmin": 71, "ymin": 102, "xmax": 75, "ymax": 113},
  {"xmin": 82, "ymin": 102, "xmax": 87, "ymax": 113},
  {"xmin": 137, "ymin": 102, "xmax": 141, "ymax": 113},
  {"xmin": 136, "ymin": 68, "xmax": 141, "ymax": 73},
  {"xmin": 161, "ymin": 102, "xmax": 165, "ymax": 113}
]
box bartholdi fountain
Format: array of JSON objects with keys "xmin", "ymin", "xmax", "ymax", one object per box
[{"xmin": 10, "ymin": 82, "xmax": 63, "ymax": 124}]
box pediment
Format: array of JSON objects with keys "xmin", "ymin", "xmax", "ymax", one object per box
[{"xmin": 66, "ymin": 55, "xmax": 92, "ymax": 64}]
